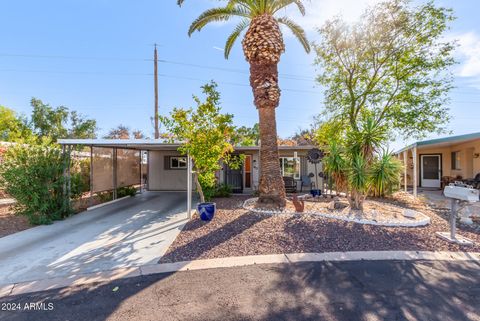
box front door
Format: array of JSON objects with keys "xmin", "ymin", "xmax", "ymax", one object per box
[
  {"xmin": 225, "ymin": 160, "xmax": 243, "ymax": 194},
  {"xmin": 244, "ymin": 155, "xmax": 252, "ymax": 190},
  {"xmin": 421, "ymin": 155, "xmax": 441, "ymax": 188}
]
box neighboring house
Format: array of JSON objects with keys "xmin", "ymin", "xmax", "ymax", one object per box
[
  {"xmin": 58, "ymin": 139, "xmax": 322, "ymax": 195},
  {"xmin": 396, "ymin": 132, "xmax": 480, "ymax": 195}
]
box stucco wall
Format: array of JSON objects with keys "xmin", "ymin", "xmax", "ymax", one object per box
[
  {"xmin": 147, "ymin": 149, "xmax": 324, "ymax": 192},
  {"xmin": 148, "ymin": 150, "xmax": 188, "ymax": 191},
  {"xmin": 400, "ymin": 139, "xmax": 480, "ymax": 186}
]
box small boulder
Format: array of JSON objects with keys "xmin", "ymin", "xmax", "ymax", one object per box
[
  {"xmin": 329, "ymin": 200, "xmax": 348, "ymax": 210},
  {"xmin": 403, "ymin": 209, "xmax": 417, "ymax": 219}
]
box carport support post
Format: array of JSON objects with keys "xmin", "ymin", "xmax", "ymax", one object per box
[
  {"xmin": 139, "ymin": 150, "xmax": 143, "ymax": 194},
  {"xmin": 187, "ymin": 154, "xmax": 192, "ymax": 220},
  {"xmin": 403, "ymin": 150, "xmax": 408, "ymax": 192},
  {"xmin": 90, "ymin": 146, "xmax": 93, "ymax": 206},
  {"xmin": 62, "ymin": 145, "xmax": 66, "ymax": 196},
  {"xmin": 67, "ymin": 145, "xmax": 71, "ymax": 207},
  {"xmin": 113, "ymin": 148, "xmax": 117, "ymax": 200},
  {"xmin": 413, "ymin": 146, "xmax": 418, "ymax": 198}
]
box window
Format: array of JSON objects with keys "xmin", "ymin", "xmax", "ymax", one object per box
[
  {"xmin": 170, "ymin": 156, "xmax": 187, "ymax": 169},
  {"xmin": 280, "ymin": 157, "xmax": 300, "ymax": 179},
  {"xmin": 451, "ymin": 151, "xmax": 461, "ymax": 170}
]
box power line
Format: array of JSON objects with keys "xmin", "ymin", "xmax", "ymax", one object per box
[
  {"xmin": 0, "ymin": 52, "xmax": 314, "ymax": 81},
  {"xmin": 0, "ymin": 68, "xmax": 323, "ymax": 94},
  {"xmin": 3, "ymin": 52, "xmax": 480, "ymax": 92}
]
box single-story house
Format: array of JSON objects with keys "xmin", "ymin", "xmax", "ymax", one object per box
[
  {"xmin": 58, "ymin": 139, "xmax": 323, "ymax": 196},
  {"xmin": 396, "ymin": 132, "xmax": 480, "ymax": 196}
]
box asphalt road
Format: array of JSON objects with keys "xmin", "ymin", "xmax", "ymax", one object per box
[{"xmin": 1, "ymin": 260, "xmax": 479, "ymax": 321}]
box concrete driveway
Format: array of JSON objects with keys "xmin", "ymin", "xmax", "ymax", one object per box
[{"xmin": 0, "ymin": 192, "xmax": 190, "ymax": 285}]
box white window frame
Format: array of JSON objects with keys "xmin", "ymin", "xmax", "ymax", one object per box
[
  {"xmin": 280, "ymin": 157, "xmax": 301, "ymax": 180},
  {"xmin": 170, "ymin": 156, "xmax": 187, "ymax": 169}
]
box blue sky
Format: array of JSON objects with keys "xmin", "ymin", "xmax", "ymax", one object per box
[{"xmin": 1, "ymin": 0, "xmax": 480, "ymax": 150}]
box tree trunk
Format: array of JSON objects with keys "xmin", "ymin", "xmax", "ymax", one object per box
[
  {"xmin": 257, "ymin": 106, "xmax": 286, "ymax": 208},
  {"xmin": 194, "ymin": 172, "xmax": 205, "ymax": 203},
  {"xmin": 249, "ymin": 62, "xmax": 286, "ymax": 208},
  {"xmin": 243, "ymin": 14, "xmax": 286, "ymax": 209}
]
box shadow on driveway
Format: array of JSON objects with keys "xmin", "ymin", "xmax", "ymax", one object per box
[{"xmin": 0, "ymin": 192, "xmax": 190, "ymax": 285}]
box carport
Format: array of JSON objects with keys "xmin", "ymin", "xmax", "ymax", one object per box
[
  {"xmin": 58, "ymin": 139, "xmax": 194, "ymax": 218},
  {"xmin": 0, "ymin": 191, "xmax": 192, "ymax": 285}
]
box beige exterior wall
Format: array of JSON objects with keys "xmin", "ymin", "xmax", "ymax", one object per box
[
  {"xmin": 148, "ymin": 150, "xmax": 188, "ymax": 191},
  {"xmin": 147, "ymin": 148, "xmax": 323, "ymax": 192},
  {"xmin": 399, "ymin": 139, "xmax": 480, "ymax": 187}
]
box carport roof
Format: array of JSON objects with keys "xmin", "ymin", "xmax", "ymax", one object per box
[
  {"xmin": 395, "ymin": 132, "xmax": 480, "ymax": 154},
  {"xmin": 57, "ymin": 139, "xmax": 316, "ymax": 151}
]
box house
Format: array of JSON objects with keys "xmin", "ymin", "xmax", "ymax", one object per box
[
  {"xmin": 57, "ymin": 139, "xmax": 323, "ymax": 197},
  {"xmin": 396, "ymin": 132, "xmax": 480, "ymax": 196}
]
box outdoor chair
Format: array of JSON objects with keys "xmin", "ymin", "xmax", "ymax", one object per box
[
  {"xmin": 283, "ymin": 176, "xmax": 297, "ymax": 193},
  {"xmin": 465, "ymin": 173, "xmax": 480, "ymax": 189},
  {"xmin": 300, "ymin": 175, "xmax": 314, "ymax": 192}
]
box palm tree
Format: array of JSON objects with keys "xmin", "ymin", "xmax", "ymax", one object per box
[{"xmin": 177, "ymin": 0, "xmax": 310, "ymax": 208}]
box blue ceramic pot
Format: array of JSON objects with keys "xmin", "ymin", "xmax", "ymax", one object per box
[
  {"xmin": 310, "ymin": 189, "xmax": 322, "ymax": 197},
  {"xmin": 197, "ymin": 202, "xmax": 216, "ymax": 221}
]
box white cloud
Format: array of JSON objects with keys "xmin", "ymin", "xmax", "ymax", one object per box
[{"xmin": 456, "ymin": 32, "xmax": 480, "ymax": 78}]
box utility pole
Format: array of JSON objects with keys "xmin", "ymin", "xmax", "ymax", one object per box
[{"xmin": 154, "ymin": 44, "xmax": 159, "ymax": 139}]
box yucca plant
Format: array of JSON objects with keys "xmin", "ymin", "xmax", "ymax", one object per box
[
  {"xmin": 323, "ymin": 139, "xmax": 348, "ymax": 194},
  {"xmin": 368, "ymin": 151, "xmax": 403, "ymax": 197},
  {"xmin": 177, "ymin": 0, "xmax": 310, "ymax": 208},
  {"xmin": 347, "ymin": 152, "xmax": 368, "ymax": 210},
  {"xmin": 347, "ymin": 116, "xmax": 389, "ymax": 161}
]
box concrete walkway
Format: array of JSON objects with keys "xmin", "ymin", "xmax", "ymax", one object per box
[{"xmin": 0, "ymin": 192, "xmax": 190, "ymax": 287}]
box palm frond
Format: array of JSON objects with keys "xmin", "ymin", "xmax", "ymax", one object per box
[
  {"xmin": 277, "ymin": 16, "xmax": 311, "ymax": 53},
  {"xmin": 224, "ymin": 19, "xmax": 250, "ymax": 59},
  {"xmin": 271, "ymin": 0, "xmax": 306, "ymax": 15},
  {"xmin": 188, "ymin": 6, "xmax": 250, "ymax": 36}
]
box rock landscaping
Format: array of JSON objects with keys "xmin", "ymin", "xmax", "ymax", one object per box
[
  {"xmin": 160, "ymin": 192, "xmax": 480, "ymax": 263},
  {"xmin": 243, "ymin": 194, "xmax": 430, "ymax": 227}
]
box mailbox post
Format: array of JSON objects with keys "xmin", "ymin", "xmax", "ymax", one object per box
[{"xmin": 437, "ymin": 182, "xmax": 477, "ymax": 246}]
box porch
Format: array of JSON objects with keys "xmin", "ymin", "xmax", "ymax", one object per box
[{"xmin": 396, "ymin": 132, "xmax": 480, "ymax": 197}]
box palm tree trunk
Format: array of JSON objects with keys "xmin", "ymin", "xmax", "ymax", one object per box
[{"xmin": 250, "ymin": 61, "xmax": 286, "ymax": 208}]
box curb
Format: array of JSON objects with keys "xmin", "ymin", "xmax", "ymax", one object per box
[{"xmin": 1, "ymin": 251, "xmax": 479, "ymax": 298}]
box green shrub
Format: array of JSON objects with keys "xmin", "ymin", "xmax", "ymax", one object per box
[
  {"xmin": 214, "ymin": 184, "xmax": 232, "ymax": 198},
  {"xmin": 117, "ymin": 186, "xmax": 137, "ymax": 198},
  {"xmin": 97, "ymin": 191, "xmax": 113, "ymax": 203},
  {"xmin": 0, "ymin": 145, "xmax": 80, "ymax": 225},
  {"xmin": 368, "ymin": 152, "xmax": 402, "ymax": 197},
  {"xmin": 201, "ymin": 183, "xmax": 233, "ymax": 202}
]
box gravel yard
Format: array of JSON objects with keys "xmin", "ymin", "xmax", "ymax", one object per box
[
  {"xmin": 0, "ymin": 206, "xmax": 30, "ymax": 238},
  {"xmin": 244, "ymin": 195, "xmax": 430, "ymax": 226},
  {"xmin": 160, "ymin": 192, "xmax": 480, "ymax": 263}
]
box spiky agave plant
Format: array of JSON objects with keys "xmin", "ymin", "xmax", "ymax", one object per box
[
  {"xmin": 177, "ymin": 0, "xmax": 310, "ymax": 208},
  {"xmin": 368, "ymin": 151, "xmax": 403, "ymax": 197}
]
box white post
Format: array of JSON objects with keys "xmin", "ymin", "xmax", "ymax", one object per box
[
  {"xmin": 187, "ymin": 154, "xmax": 192, "ymax": 219},
  {"xmin": 403, "ymin": 150, "xmax": 408, "ymax": 192},
  {"xmin": 413, "ymin": 146, "xmax": 418, "ymax": 198}
]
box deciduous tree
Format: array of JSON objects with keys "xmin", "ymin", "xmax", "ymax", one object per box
[{"xmin": 160, "ymin": 82, "xmax": 241, "ymax": 203}]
